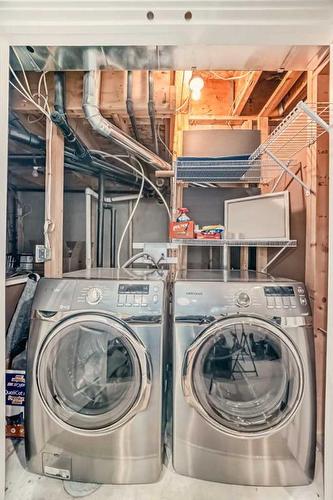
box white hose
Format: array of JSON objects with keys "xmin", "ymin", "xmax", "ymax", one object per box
[{"xmin": 116, "ymin": 159, "xmax": 144, "ymax": 268}]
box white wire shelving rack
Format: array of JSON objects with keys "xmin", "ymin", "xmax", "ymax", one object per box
[
  {"xmin": 172, "ymin": 239, "xmax": 297, "ymax": 272},
  {"xmin": 175, "ymin": 101, "xmax": 332, "ymax": 195}
]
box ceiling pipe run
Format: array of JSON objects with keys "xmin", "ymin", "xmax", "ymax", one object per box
[
  {"xmin": 148, "ymin": 71, "xmax": 159, "ymax": 155},
  {"xmin": 82, "ymin": 70, "xmax": 171, "ymax": 171},
  {"xmin": 52, "ymin": 72, "xmax": 93, "ymax": 163},
  {"xmin": 8, "ymin": 125, "xmax": 152, "ymax": 193},
  {"xmin": 126, "ymin": 71, "xmax": 140, "ymax": 142}
]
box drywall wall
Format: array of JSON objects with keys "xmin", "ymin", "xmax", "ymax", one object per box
[
  {"xmin": 17, "ymin": 191, "xmax": 169, "ymax": 271},
  {"xmin": 182, "ymin": 129, "xmax": 261, "ymax": 157},
  {"xmin": 184, "ymin": 186, "xmax": 260, "ymax": 268}
]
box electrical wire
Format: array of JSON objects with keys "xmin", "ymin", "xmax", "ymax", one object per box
[
  {"xmin": 157, "ymin": 123, "xmax": 173, "ymax": 159},
  {"xmin": 116, "ymin": 159, "xmax": 145, "ymax": 268},
  {"xmin": 209, "ymin": 70, "xmax": 253, "ymax": 81},
  {"xmin": 90, "ymin": 150, "xmax": 171, "ymax": 220}
]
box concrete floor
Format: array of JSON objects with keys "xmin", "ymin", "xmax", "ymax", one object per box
[{"xmin": 5, "ymin": 440, "xmax": 323, "ymax": 500}]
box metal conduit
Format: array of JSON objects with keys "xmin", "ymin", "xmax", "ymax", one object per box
[{"xmin": 82, "ymin": 70, "xmax": 171, "ymax": 171}]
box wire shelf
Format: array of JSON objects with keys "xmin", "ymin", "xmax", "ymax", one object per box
[
  {"xmin": 250, "ymin": 102, "xmax": 332, "ymax": 162},
  {"xmin": 172, "ymin": 239, "xmax": 297, "ymax": 248},
  {"xmin": 175, "ymin": 157, "xmax": 295, "ymax": 185}
]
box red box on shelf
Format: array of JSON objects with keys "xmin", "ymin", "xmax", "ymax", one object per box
[
  {"xmin": 169, "ymin": 221, "xmax": 195, "ymax": 239},
  {"xmin": 196, "ymin": 232, "xmax": 221, "ymax": 240}
]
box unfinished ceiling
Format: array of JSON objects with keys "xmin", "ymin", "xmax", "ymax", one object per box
[
  {"xmin": 10, "ymin": 45, "xmax": 329, "ymax": 72},
  {"xmin": 8, "ymin": 48, "xmax": 329, "ymax": 191}
]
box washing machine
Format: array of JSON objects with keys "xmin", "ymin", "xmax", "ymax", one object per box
[
  {"xmin": 172, "ymin": 270, "xmax": 316, "ymax": 486},
  {"xmin": 25, "ymin": 268, "xmax": 168, "ymax": 484}
]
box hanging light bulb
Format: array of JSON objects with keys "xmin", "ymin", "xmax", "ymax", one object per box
[{"xmin": 189, "ymin": 76, "xmax": 204, "ymax": 101}]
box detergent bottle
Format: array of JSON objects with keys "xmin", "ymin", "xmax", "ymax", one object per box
[{"xmin": 176, "ymin": 208, "xmax": 191, "ymax": 222}]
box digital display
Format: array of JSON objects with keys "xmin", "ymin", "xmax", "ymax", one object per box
[
  {"xmin": 264, "ymin": 286, "xmax": 295, "ymax": 296},
  {"xmin": 118, "ymin": 284, "xmax": 150, "ymax": 295}
]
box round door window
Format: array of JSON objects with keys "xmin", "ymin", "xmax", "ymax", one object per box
[
  {"xmin": 37, "ymin": 314, "xmax": 147, "ymax": 431},
  {"xmin": 185, "ymin": 316, "xmax": 303, "ymax": 436}
]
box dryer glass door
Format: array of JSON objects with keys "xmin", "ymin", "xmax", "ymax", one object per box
[
  {"xmin": 37, "ymin": 313, "xmax": 150, "ymax": 431},
  {"xmin": 184, "ymin": 316, "xmax": 304, "ymax": 436}
]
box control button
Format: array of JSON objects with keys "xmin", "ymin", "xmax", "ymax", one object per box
[
  {"xmin": 297, "ymin": 286, "xmax": 305, "ymax": 295},
  {"xmin": 266, "ymin": 297, "xmax": 275, "ymax": 309},
  {"xmin": 86, "ymin": 287, "xmax": 102, "ymax": 305},
  {"xmin": 282, "ymin": 297, "xmax": 290, "ymax": 308},
  {"xmin": 133, "ymin": 296, "xmax": 141, "ymax": 307},
  {"xmin": 117, "ymin": 303, "xmax": 124, "ymax": 307},
  {"xmin": 153, "ymin": 294, "xmax": 159, "ymax": 304},
  {"xmin": 236, "ymin": 292, "xmax": 251, "ymax": 308},
  {"xmin": 299, "ymin": 296, "xmax": 307, "ymax": 306},
  {"xmin": 274, "ymin": 296, "xmax": 282, "ymax": 308},
  {"xmin": 153, "ymin": 286, "xmax": 159, "ymax": 293}
]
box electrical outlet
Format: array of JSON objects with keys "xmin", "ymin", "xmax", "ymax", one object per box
[{"xmin": 35, "ymin": 245, "xmax": 51, "ymax": 263}]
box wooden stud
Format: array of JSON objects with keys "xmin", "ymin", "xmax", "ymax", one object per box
[
  {"xmin": 240, "ymin": 247, "xmax": 249, "ymax": 271},
  {"xmin": 44, "ymin": 121, "xmax": 65, "ymax": 278},
  {"xmin": 305, "ymin": 70, "xmax": 329, "ymax": 435}
]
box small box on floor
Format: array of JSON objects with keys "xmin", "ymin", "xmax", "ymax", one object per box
[{"xmin": 6, "ymin": 370, "xmax": 25, "ymax": 438}]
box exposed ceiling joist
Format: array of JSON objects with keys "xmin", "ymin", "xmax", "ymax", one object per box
[
  {"xmin": 231, "ymin": 71, "xmax": 262, "ymax": 116},
  {"xmin": 279, "ymin": 73, "xmax": 308, "ymax": 116},
  {"xmin": 258, "ymin": 71, "xmax": 303, "ymax": 117}
]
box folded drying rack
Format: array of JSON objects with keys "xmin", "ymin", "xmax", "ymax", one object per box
[{"xmin": 176, "ymin": 101, "xmax": 332, "ymax": 196}]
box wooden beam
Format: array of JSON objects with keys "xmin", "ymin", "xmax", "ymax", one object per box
[
  {"xmin": 189, "ymin": 114, "xmax": 257, "ymax": 122},
  {"xmin": 305, "ymin": 71, "xmax": 329, "ymax": 436},
  {"xmin": 258, "ymin": 71, "xmax": 303, "ymax": 117},
  {"xmin": 232, "ymin": 71, "xmax": 262, "ymax": 116},
  {"xmin": 44, "ymin": 121, "xmax": 65, "ymax": 278},
  {"xmin": 278, "ymin": 72, "xmax": 307, "ymax": 116}
]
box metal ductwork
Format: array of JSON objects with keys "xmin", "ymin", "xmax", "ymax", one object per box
[
  {"xmin": 82, "ymin": 70, "xmax": 171, "ymax": 171},
  {"xmin": 148, "ymin": 71, "xmax": 159, "ymax": 155}
]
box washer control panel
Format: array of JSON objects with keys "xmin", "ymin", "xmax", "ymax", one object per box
[
  {"xmin": 72, "ymin": 280, "xmax": 164, "ymax": 314},
  {"xmin": 264, "ymin": 285, "xmax": 307, "ymax": 310}
]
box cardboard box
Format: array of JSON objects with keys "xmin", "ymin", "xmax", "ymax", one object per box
[
  {"xmin": 169, "ymin": 221, "xmax": 195, "ymax": 239},
  {"xmin": 196, "ymin": 232, "xmax": 221, "ymax": 240},
  {"xmin": 6, "ymin": 370, "xmax": 25, "ymax": 438}
]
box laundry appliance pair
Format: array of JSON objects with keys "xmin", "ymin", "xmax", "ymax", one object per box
[{"xmin": 25, "ymin": 268, "xmax": 316, "ymax": 487}]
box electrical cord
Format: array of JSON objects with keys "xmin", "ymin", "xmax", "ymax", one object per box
[{"xmin": 90, "ymin": 150, "xmax": 171, "ymax": 220}]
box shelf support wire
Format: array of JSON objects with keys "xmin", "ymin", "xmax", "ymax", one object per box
[
  {"xmin": 298, "ymin": 101, "xmax": 330, "ymax": 133},
  {"xmin": 266, "ymin": 150, "xmax": 312, "ymax": 196},
  {"xmin": 260, "ymin": 243, "xmax": 293, "ymax": 273}
]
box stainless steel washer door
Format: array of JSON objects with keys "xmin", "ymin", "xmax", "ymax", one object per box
[
  {"xmin": 37, "ymin": 313, "xmax": 151, "ymax": 433},
  {"xmin": 183, "ymin": 316, "xmax": 304, "ymax": 438}
]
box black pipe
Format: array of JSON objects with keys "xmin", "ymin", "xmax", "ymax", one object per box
[
  {"xmin": 51, "ymin": 111, "xmax": 92, "ymax": 162},
  {"xmin": 54, "ymin": 72, "xmax": 66, "ymax": 114},
  {"xmin": 97, "ymin": 173, "xmax": 105, "ymax": 267},
  {"xmin": 9, "ymin": 112, "xmax": 29, "ymax": 134},
  {"xmin": 52, "ymin": 72, "xmax": 93, "ymax": 163},
  {"xmin": 9, "ymin": 127, "xmax": 46, "ymax": 149},
  {"xmin": 148, "ymin": 71, "xmax": 159, "ymax": 155},
  {"xmin": 126, "ymin": 71, "xmax": 140, "ymax": 141}
]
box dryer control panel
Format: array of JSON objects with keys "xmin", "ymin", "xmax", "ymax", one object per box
[{"xmin": 72, "ymin": 280, "xmax": 164, "ymax": 315}]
